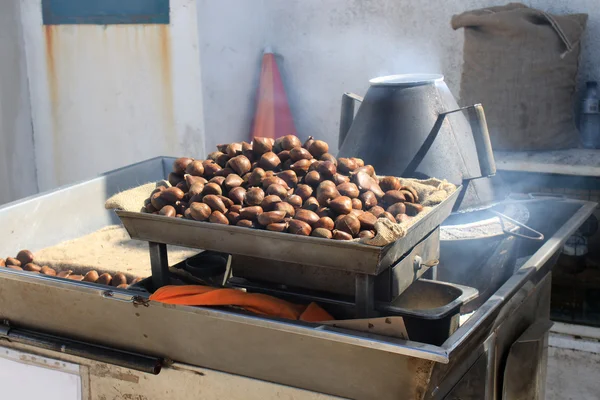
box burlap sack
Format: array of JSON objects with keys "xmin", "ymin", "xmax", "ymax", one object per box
[
  {"xmin": 452, "ymin": 3, "xmax": 588, "ymax": 150},
  {"xmin": 357, "ymin": 178, "xmax": 456, "ymax": 246},
  {"xmin": 105, "ymin": 178, "xmax": 457, "ymax": 247}
]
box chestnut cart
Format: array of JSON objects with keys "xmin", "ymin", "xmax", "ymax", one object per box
[{"xmin": 0, "ymin": 157, "xmax": 595, "ymax": 400}]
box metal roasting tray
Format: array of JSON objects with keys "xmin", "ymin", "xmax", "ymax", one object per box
[{"xmin": 116, "ymin": 187, "xmax": 461, "ymax": 275}]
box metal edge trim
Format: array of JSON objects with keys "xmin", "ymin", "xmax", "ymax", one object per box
[
  {"xmin": 0, "ymin": 156, "xmax": 167, "ymax": 212},
  {"xmin": 116, "ymin": 210, "xmax": 384, "ymax": 252},
  {"xmin": 0, "ymin": 269, "xmax": 450, "ymax": 363},
  {"xmin": 117, "ymin": 185, "xmax": 463, "ymax": 255}
]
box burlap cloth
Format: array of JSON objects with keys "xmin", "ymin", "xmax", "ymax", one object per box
[
  {"xmin": 34, "ymin": 225, "xmax": 199, "ymax": 279},
  {"xmin": 105, "ymin": 178, "xmax": 456, "ymax": 247},
  {"xmin": 452, "ymin": 3, "xmax": 587, "ymax": 150}
]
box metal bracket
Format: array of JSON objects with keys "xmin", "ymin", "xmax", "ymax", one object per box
[
  {"xmin": 355, "ymin": 274, "xmax": 375, "ymax": 318},
  {"xmin": 149, "ymin": 242, "xmax": 170, "ymax": 289},
  {"xmin": 102, "ymin": 291, "xmax": 150, "ymax": 307}
]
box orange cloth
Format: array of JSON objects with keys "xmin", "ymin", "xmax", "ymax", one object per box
[
  {"xmin": 250, "ymin": 52, "xmax": 296, "ymax": 140},
  {"xmin": 149, "ymin": 285, "xmax": 334, "ymax": 322}
]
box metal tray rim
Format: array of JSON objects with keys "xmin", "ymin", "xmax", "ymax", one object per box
[
  {"xmin": 116, "ymin": 210, "xmax": 382, "ymax": 252},
  {"xmin": 116, "ymin": 187, "xmax": 461, "ymax": 274},
  {"xmin": 117, "ymin": 185, "xmax": 462, "ymax": 253}
]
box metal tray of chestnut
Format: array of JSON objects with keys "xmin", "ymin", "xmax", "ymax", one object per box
[{"xmin": 116, "ymin": 135, "xmax": 460, "ymax": 275}]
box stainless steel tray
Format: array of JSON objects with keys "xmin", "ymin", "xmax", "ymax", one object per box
[{"xmin": 116, "ymin": 187, "xmax": 461, "ymax": 275}]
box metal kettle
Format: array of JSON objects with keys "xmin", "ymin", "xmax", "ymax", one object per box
[{"xmin": 337, "ymin": 74, "xmax": 508, "ymax": 212}]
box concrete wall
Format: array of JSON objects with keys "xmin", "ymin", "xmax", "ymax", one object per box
[
  {"xmin": 196, "ymin": 0, "xmax": 268, "ymax": 153},
  {"xmin": 2, "ymin": 0, "xmax": 598, "ymax": 200},
  {"xmin": 265, "ymin": 0, "xmax": 600, "ymax": 150},
  {"xmin": 20, "ymin": 0, "xmax": 205, "ymax": 191},
  {"xmin": 0, "ymin": 1, "xmax": 37, "ymax": 205}
]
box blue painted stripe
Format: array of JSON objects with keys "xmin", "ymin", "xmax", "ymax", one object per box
[{"xmin": 42, "ymin": 0, "xmax": 170, "ymax": 25}]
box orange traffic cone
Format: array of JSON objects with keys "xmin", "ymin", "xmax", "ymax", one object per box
[{"xmin": 250, "ymin": 48, "xmax": 296, "ymax": 140}]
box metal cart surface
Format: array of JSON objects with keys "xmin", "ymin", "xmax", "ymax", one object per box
[{"xmin": 0, "ymin": 157, "xmax": 594, "ymax": 399}]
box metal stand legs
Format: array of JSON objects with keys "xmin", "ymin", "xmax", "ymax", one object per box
[
  {"xmin": 355, "ymin": 274, "xmax": 375, "ymax": 318},
  {"xmin": 149, "ymin": 242, "xmax": 169, "ymax": 289}
]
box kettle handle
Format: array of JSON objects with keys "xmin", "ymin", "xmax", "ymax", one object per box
[
  {"xmin": 442, "ymin": 104, "xmax": 497, "ymax": 178},
  {"xmin": 466, "ymin": 104, "xmax": 496, "ymax": 177},
  {"xmin": 339, "ymin": 92, "xmax": 364, "ymax": 150}
]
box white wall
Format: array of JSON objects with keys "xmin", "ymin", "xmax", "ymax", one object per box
[
  {"xmin": 265, "ymin": 0, "xmax": 600, "ymax": 150},
  {"xmin": 196, "ymin": 0, "xmax": 268, "ymax": 152},
  {"xmin": 20, "ymin": 0, "xmax": 206, "ymax": 191},
  {"xmin": 0, "ymin": 1, "xmax": 37, "ymax": 205}
]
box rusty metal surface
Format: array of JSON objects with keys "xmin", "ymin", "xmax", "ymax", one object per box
[
  {"xmin": 1, "ymin": 342, "xmax": 343, "ymax": 400},
  {"xmin": 39, "ymin": 21, "xmax": 181, "ymax": 189}
]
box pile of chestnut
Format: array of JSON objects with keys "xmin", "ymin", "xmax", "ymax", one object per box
[
  {"xmin": 145, "ymin": 135, "xmax": 423, "ymax": 241},
  {"xmin": 0, "ymin": 249, "xmax": 142, "ymax": 287}
]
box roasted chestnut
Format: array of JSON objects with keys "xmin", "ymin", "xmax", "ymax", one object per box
[
  {"xmin": 253, "ymin": 137, "xmax": 274, "ymax": 155},
  {"xmin": 228, "ymin": 155, "xmax": 252, "ymax": 176},
  {"xmin": 273, "ymin": 202, "xmax": 296, "ymax": 217},
  {"xmin": 383, "ymin": 190, "xmax": 406, "ymax": 206},
  {"xmin": 202, "ymin": 182, "xmax": 223, "ymax": 197},
  {"xmin": 357, "ymin": 212, "xmax": 377, "ymax": 231},
  {"xmin": 379, "ymin": 176, "xmax": 401, "ymax": 192},
  {"xmin": 266, "ymin": 222, "xmax": 288, "ymax": 232},
  {"xmin": 159, "ymin": 205, "xmax": 177, "ymax": 217},
  {"xmin": 245, "ymin": 187, "xmax": 265, "ymax": 206},
  {"xmin": 337, "ymin": 158, "xmax": 358, "ymax": 174},
  {"xmin": 308, "ymin": 140, "xmax": 328, "ymax": 158},
  {"xmin": 261, "ymin": 195, "xmax": 282, "ymax": 211},
  {"xmin": 259, "ymin": 152, "xmax": 281, "ymax": 170},
  {"xmin": 16, "ymin": 250, "xmax": 34, "ymax": 266},
  {"xmin": 239, "ymin": 206, "xmax": 263, "ymax": 220},
  {"xmin": 173, "ymin": 157, "xmax": 193, "ymax": 175},
  {"xmin": 258, "ymin": 211, "xmax": 286, "ymax": 226},
  {"xmin": 189, "ymin": 202, "xmax": 212, "ymax": 221},
  {"xmin": 332, "ymin": 230, "xmax": 353, "ymax": 240},
  {"xmin": 209, "ymin": 211, "xmax": 229, "ymax": 224},
  {"xmin": 329, "ymin": 196, "xmax": 353, "ymax": 215},
  {"xmin": 313, "ymin": 217, "xmax": 335, "ymax": 230},
  {"xmin": 295, "ymin": 184, "xmax": 314, "ymax": 201},
  {"xmin": 311, "ymin": 228, "xmax": 333, "ymax": 239},
  {"xmin": 294, "ymin": 209, "xmax": 320, "ymax": 226},
  {"xmin": 284, "ymin": 194, "xmax": 303, "ymax": 209},
  {"xmin": 387, "ymin": 202, "xmax": 406, "ymax": 216},
  {"xmin": 228, "ymin": 187, "xmax": 247, "ymax": 205},
  {"xmin": 336, "ymin": 183, "xmax": 359, "ymax": 198},
  {"xmin": 288, "ymin": 219, "xmax": 312, "ymax": 236},
  {"xmin": 335, "ymin": 214, "xmax": 361, "ymax": 237},
  {"xmin": 290, "ymin": 147, "xmax": 312, "ymax": 162}
]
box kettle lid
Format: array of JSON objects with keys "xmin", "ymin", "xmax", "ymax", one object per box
[{"xmin": 369, "ymin": 73, "xmax": 444, "ymax": 87}]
